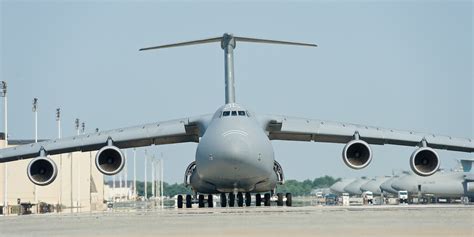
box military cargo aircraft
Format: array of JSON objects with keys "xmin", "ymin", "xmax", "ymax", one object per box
[{"xmin": 1, "ymin": 33, "xmax": 473, "ymax": 208}]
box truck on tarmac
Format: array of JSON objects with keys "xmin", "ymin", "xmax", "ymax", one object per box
[{"xmin": 398, "ymin": 190, "xmax": 408, "ymax": 204}]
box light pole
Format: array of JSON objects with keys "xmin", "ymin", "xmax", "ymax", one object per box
[
  {"xmin": 124, "ymin": 151, "xmax": 128, "ymax": 200},
  {"xmin": 160, "ymin": 155, "xmax": 164, "ymax": 209},
  {"xmin": 144, "ymin": 149, "xmax": 147, "ymax": 201},
  {"xmin": 1, "ymin": 81, "xmax": 8, "ymax": 215},
  {"xmin": 133, "ymin": 149, "xmax": 136, "ymax": 199},
  {"xmin": 56, "ymin": 108, "xmax": 62, "ymax": 212},
  {"xmin": 32, "ymin": 98, "xmax": 38, "ymax": 206},
  {"xmin": 151, "ymin": 155, "xmax": 155, "ymax": 201},
  {"xmin": 32, "ymin": 98, "xmax": 38, "ymax": 143},
  {"xmin": 74, "ymin": 118, "xmax": 80, "ymax": 212}
]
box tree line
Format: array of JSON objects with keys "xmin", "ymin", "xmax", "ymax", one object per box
[{"xmin": 134, "ymin": 175, "xmax": 340, "ymax": 198}]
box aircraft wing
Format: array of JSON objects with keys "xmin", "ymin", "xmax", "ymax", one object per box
[
  {"xmin": 258, "ymin": 115, "xmax": 474, "ymax": 152},
  {"xmin": 0, "ymin": 114, "xmax": 212, "ymax": 163}
]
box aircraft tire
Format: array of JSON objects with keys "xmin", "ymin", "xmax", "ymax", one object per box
[
  {"xmin": 237, "ymin": 192, "xmax": 244, "ymax": 207},
  {"xmin": 285, "ymin": 193, "xmax": 292, "ymax": 206},
  {"xmin": 198, "ymin": 195, "xmax": 205, "ymax": 208},
  {"xmin": 245, "ymin": 193, "xmax": 251, "ymax": 206},
  {"xmin": 185, "ymin": 194, "xmax": 192, "ymax": 208},
  {"xmin": 220, "ymin": 193, "xmax": 227, "ymax": 207},
  {"xmin": 256, "ymin": 194, "xmax": 262, "ymax": 206},
  {"xmin": 177, "ymin": 195, "xmax": 183, "ymax": 208},
  {"xmin": 277, "ymin": 193, "xmax": 284, "ymax": 206},
  {"xmin": 229, "ymin": 193, "xmax": 235, "ymax": 207},
  {"xmin": 264, "ymin": 193, "xmax": 271, "ymax": 206},
  {"xmin": 208, "ymin": 194, "xmax": 214, "ymax": 208}
]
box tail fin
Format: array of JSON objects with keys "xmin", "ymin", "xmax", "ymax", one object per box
[
  {"xmin": 140, "ymin": 33, "xmax": 316, "ymax": 104},
  {"xmin": 139, "ymin": 33, "xmax": 317, "ymax": 51}
]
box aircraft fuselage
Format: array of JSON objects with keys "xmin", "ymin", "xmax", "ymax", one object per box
[{"xmin": 192, "ymin": 103, "xmax": 278, "ymax": 194}]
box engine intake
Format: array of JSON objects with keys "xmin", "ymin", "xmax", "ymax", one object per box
[
  {"xmin": 27, "ymin": 157, "xmax": 58, "ymax": 186},
  {"xmin": 410, "ymin": 147, "xmax": 439, "ymax": 176},
  {"xmin": 95, "ymin": 145, "xmax": 125, "ymax": 175},
  {"xmin": 342, "ymin": 139, "xmax": 372, "ymax": 169}
]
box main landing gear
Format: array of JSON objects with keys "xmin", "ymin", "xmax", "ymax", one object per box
[{"xmin": 176, "ymin": 192, "xmax": 292, "ymax": 208}]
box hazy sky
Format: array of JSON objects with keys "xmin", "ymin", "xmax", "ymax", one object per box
[{"xmin": 1, "ymin": 0, "xmax": 472, "ymax": 183}]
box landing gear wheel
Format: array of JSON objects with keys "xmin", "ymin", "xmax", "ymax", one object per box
[
  {"xmin": 277, "ymin": 193, "xmax": 284, "ymax": 206},
  {"xmin": 220, "ymin": 193, "xmax": 227, "ymax": 207},
  {"xmin": 229, "ymin": 193, "xmax": 235, "ymax": 207},
  {"xmin": 177, "ymin": 195, "xmax": 183, "ymax": 208},
  {"xmin": 256, "ymin": 194, "xmax": 262, "ymax": 206},
  {"xmin": 285, "ymin": 193, "xmax": 292, "ymax": 207},
  {"xmin": 185, "ymin": 194, "xmax": 192, "ymax": 208},
  {"xmin": 208, "ymin": 195, "xmax": 214, "ymax": 208},
  {"xmin": 198, "ymin": 195, "xmax": 205, "ymax": 208},
  {"xmin": 264, "ymin": 193, "xmax": 271, "ymax": 206},
  {"xmin": 245, "ymin": 193, "xmax": 251, "ymax": 206},
  {"xmin": 237, "ymin": 192, "xmax": 244, "ymax": 207}
]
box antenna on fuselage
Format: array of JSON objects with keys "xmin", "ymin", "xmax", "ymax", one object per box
[{"xmin": 139, "ymin": 33, "xmax": 317, "ymax": 104}]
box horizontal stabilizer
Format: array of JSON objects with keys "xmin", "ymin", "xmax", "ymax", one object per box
[
  {"xmin": 234, "ymin": 36, "xmax": 317, "ymax": 47},
  {"xmin": 139, "ymin": 33, "xmax": 317, "ymax": 51}
]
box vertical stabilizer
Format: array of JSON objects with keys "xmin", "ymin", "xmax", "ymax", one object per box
[{"xmin": 140, "ymin": 33, "xmax": 317, "ymax": 105}]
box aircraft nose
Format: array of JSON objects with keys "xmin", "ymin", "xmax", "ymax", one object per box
[
  {"xmin": 391, "ymin": 179, "xmax": 405, "ymax": 191},
  {"xmin": 221, "ymin": 135, "xmax": 250, "ymax": 161}
]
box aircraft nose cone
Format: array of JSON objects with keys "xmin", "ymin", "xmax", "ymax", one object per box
[
  {"xmin": 391, "ymin": 179, "xmax": 405, "ymax": 191},
  {"xmin": 222, "ymin": 136, "xmax": 250, "ymax": 161}
]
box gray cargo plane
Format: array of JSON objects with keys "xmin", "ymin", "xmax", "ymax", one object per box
[
  {"xmin": 1, "ymin": 33, "xmax": 473, "ymax": 208},
  {"xmin": 329, "ymin": 178, "xmax": 357, "ymax": 195},
  {"xmin": 391, "ymin": 159, "xmax": 474, "ymax": 201},
  {"xmin": 360, "ymin": 176, "xmax": 391, "ymax": 196}
]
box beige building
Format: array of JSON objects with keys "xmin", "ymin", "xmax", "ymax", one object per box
[{"xmin": 0, "ymin": 134, "xmax": 106, "ymax": 214}]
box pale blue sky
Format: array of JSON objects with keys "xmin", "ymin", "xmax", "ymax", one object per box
[{"xmin": 1, "ymin": 0, "xmax": 472, "ymax": 183}]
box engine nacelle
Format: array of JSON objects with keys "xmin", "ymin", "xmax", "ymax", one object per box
[
  {"xmin": 410, "ymin": 147, "xmax": 439, "ymax": 176},
  {"xmin": 342, "ymin": 139, "xmax": 372, "ymax": 169},
  {"xmin": 27, "ymin": 157, "xmax": 58, "ymax": 186},
  {"xmin": 95, "ymin": 145, "xmax": 125, "ymax": 175}
]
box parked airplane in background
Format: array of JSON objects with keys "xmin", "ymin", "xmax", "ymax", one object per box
[
  {"xmin": 329, "ymin": 178, "xmax": 356, "ymax": 195},
  {"xmin": 343, "ymin": 178, "xmax": 369, "ymax": 195},
  {"xmin": 1, "ymin": 33, "xmax": 473, "ymax": 208},
  {"xmin": 391, "ymin": 159, "xmax": 474, "ymax": 201},
  {"xmin": 360, "ymin": 176, "xmax": 391, "ymax": 196}
]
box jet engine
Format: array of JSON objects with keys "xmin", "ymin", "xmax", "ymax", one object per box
[
  {"xmin": 95, "ymin": 145, "xmax": 125, "ymax": 175},
  {"xmin": 27, "ymin": 156, "xmax": 58, "ymax": 186},
  {"xmin": 410, "ymin": 147, "xmax": 439, "ymax": 176},
  {"xmin": 342, "ymin": 139, "xmax": 372, "ymax": 169}
]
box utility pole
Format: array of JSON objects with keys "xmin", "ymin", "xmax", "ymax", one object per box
[
  {"xmin": 160, "ymin": 156, "xmax": 164, "ymax": 209},
  {"xmin": 151, "ymin": 155, "xmax": 155, "ymax": 201},
  {"xmin": 56, "ymin": 108, "xmax": 62, "ymax": 212},
  {"xmin": 1, "ymin": 81, "xmax": 8, "ymax": 215},
  {"xmin": 32, "ymin": 98, "xmax": 38, "ymax": 207},
  {"xmin": 124, "ymin": 151, "xmax": 128, "ymax": 200},
  {"xmin": 75, "ymin": 119, "xmax": 80, "ymax": 212},
  {"xmin": 144, "ymin": 149, "xmax": 147, "ymax": 200},
  {"xmin": 133, "ymin": 149, "xmax": 136, "ymax": 199}
]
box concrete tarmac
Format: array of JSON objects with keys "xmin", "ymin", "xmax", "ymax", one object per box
[{"xmin": 1, "ymin": 205, "xmax": 473, "ymax": 237}]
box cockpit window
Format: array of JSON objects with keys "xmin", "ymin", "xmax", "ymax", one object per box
[
  {"xmin": 223, "ymin": 111, "xmax": 230, "ymax": 116},
  {"xmin": 231, "ymin": 111, "xmax": 237, "ymax": 116},
  {"xmin": 238, "ymin": 111, "xmax": 246, "ymax": 116}
]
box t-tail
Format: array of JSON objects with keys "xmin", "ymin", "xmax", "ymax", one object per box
[{"xmin": 139, "ymin": 33, "xmax": 317, "ymax": 104}]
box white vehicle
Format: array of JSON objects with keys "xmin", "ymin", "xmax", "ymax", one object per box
[
  {"xmin": 398, "ymin": 190, "xmax": 408, "ymax": 204},
  {"xmin": 362, "ymin": 191, "xmax": 374, "ymax": 204}
]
